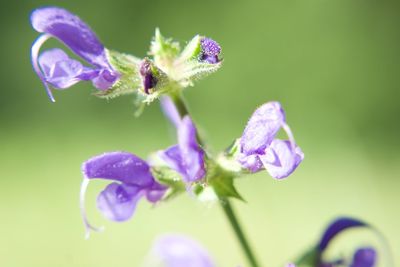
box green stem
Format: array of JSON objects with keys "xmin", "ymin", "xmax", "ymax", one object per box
[
  {"xmin": 168, "ymin": 92, "xmax": 261, "ymax": 267},
  {"xmin": 220, "ymin": 199, "xmax": 261, "ymax": 267}
]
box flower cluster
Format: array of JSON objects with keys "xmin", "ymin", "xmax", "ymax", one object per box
[
  {"xmin": 78, "ymin": 95, "xmax": 304, "ymax": 236},
  {"xmin": 30, "ymin": 7, "xmax": 222, "ymax": 103},
  {"xmin": 30, "ymin": 6, "xmax": 390, "ymax": 267},
  {"xmin": 79, "ymin": 97, "xmax": 207, "ymax": 236},
  {"xmin": 31, "ymin": 7, "xmax": 304, "ymax": 236}
]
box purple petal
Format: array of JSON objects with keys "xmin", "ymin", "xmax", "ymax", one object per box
[
  {"xmin": 200, "ymin": 37, "xmax": 221, "ymax": 64},
  {"xmin": 91, "ymin": 68, "xmax": 119, "ymax": 90},
  {"xmin": 351, "ymin": 247, "xmax": 377, "ymax": 267},
  {"xmin": 82, "ymin": 151, "xmax": 154, "ymax": 187},
  {"xmin": 178, "ymin": 116, "xmax": 206, "ymax": 182},
  {"xmin": 152, "ymin": 235, "xmax": 216, "ymax": 267},
  {"xmin": 237, "ymin": 154, "xmax": 263, "ymax": 173},
  {"xmin": 259, "ymin": 139, "xmax": 304, "ymax": 179},
  {"xmin": 31, "ymin": 7, "xmax": 108, "ymax": 68},
  {"xmin": 318, "ymin": 217, "xmax": 367, "ymax": 251},
  {"xmin": 200, "ymin": 38, "xmax": 221, "ymax": 56},
  {"xmin": 201, "ymin": 55, "xmax": 219, "ymax": 64},
  {"xmin": 159, "ymin": 145, "xmax": 186, "ymax": 175},
  {"xmin": 39, "ymin": 49, "xmax": 84, "ymax": 89},
  {"xmin": 240, "ymin": 102, "xmax": 285, "ymax": 155},
  {"xmin": 140, "ymin": 60, "xmax": 157, "ymax": 94},
  {"xmin": 160, "ymin": 96, "xmax": 182, "ymax": 128},
  {"xmin": 38, "ymin": 48, "xmax": 70, "ymax": 75},
  {"xmin": 145, "ymin": 181, "xmax": 168, "ymax": 203},
  {"xmin": 97, "ymin": 183, "xmax": 143, "ymax": 222}
]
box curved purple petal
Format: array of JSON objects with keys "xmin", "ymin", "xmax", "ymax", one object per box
[
  {"xmin": 178, "ymin": 116, "xmax": 206, "ymax": 182},
  {"xmin": 159, "ymin": 145, "xmax": 185, "ymax": 175},
  {"xmin": 39, "ymin": 49, "xmax": 84, "ymax": 89},
  {"xmin": 97, "ymin": 183, "xmax": 143, "ymax": 222},
  {"xmin": 31, "ymin": 34, "xmax": 55, "ymax": 102},
  {"xmin": 318, "ymin": 217, "xmax": 368, "ymax": 251},
  {"xmin": 152, "ymin": 235, "xmax": 216, "ymax": 267},
  {"xmin": 82, "ymin": 151, "xmax": 154, "ymax": 187},
  {"xmin": 240, "ymin": 102, "xmax": 285, "ymax": 155},
  {"xmin": 350, "ymin": 247, "xmax": 377, "ymax": 267},
  {"xmin": 31, "ymin": 7, "xmax": 108, "ymax": 68},
  {"xmin": 259, "ymin": 139, "xmax": 304, "ymax": 179}
]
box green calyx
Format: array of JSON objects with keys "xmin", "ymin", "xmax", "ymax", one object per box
[{"xmin": 96, "ymin": 29, "xmax": 222, "ymax": 109}]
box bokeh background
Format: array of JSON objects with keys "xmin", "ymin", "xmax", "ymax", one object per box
[{"xmin": 0, "ymin": 0, "xmax": 399, "ymax": 266}]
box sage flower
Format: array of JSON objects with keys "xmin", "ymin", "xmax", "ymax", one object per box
[
  {"xmin": 238, "ymin": 101, "xmax": 304, "ymax": 179},
  {"xmin": 317, "ymin": 217, "xmax": 377, "ymax": 267},
  {"xmin": 80, "ymin": 151, "xmax": 166, "ymax": 237},
  {"xmin": 30, "ymin": 7, "xmax": 119, "ymax": 102},
  {"xmin": 318, "ymin": 217, "xmax": 367, "ymax": 252},
  {"xmin": 145, "ymin": 234, "xmax": 216, "ymax": 267},
  {"xmin": 159, "ymin": 97, "xmax": 206, "ymax": 183}
]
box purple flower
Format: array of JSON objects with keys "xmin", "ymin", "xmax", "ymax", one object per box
[
  {"xmin": 318, "ymin": 217, "xmax": 367, "ymax": 252},
  {"xmin": 31, "ymin": 7, "xmax": 119, "ymax": 102},
  {"xmin": 148, "ymin": 234, "xmax": 216, "ymax": 267},
  {"xmin": 316, "ymin": 217, "xmax": 377, "ymax": 267},
  {"xmin": 159, "ymin": 97, "xmax": 206, "ymax": 183},
  {"xmin": 350, "ymin": 247, "xmax": 377, "ymax": 267},
  {"xmin": 200, "ymin": 38, "xmax": 221, "ymax": 64},
  {"xmin": 80, "ymin": 151, "xmax": 166, "ymax": 237},
  {"xmin": 237, "ymin": 101, "xmax": 304, "ymax": 179}
]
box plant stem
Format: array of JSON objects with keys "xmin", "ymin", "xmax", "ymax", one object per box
[
  {"xmin": 168, "ymin": 92, "xmax": 261, "ymax": 267},
  {"xmin": 220, "ymin": 199, "xmax": 261, "ymax": 267}
]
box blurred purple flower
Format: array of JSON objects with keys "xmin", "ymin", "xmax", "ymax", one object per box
[
  {"xmin": 147, "ymin": 234, "xmax": 216, "ymax": 267},
  {"xmin": 30, "ymin": 7, "xmax": 119, "ymax": 102},
  {"xmin": 350, "ymin": 247, "xmax": 377, "ymax": 267},
  {"xmin": 80, "ymin": 151, "xmax": 166, "ymax": 238},
  {"xmin": 318, "ymin": 217, "xmax": 367, "ymax": 252},
  {"xmin": 159, "ymin": 97, "xmax": 206, "ymax": 183},
  {"xmin": 238, "ymin": 101, "xmax": 304, "ymax": 179},
  {"xmin": 317, "ymin": 217, "xmax": 377, "ymax": 267},
  {"xmin": 200, "ymin": 38, "xmax": 221, "ymax": 64}
]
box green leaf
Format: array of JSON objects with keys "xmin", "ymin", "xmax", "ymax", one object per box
[
  {"xmin": 150, "ymin": 28, "xmax": 180, "ymax": 71},
  {"xmin": 294, "ymin": 247, "xmax": 319, "ymax": 267},
  {"xmin": 176, "ymin": 35, "xmax": 201, "ymax": 63},
  {"xmin": 209, "ymin": 174, "xmax": 244, "ymax": 201},
  {"xmin": 95, "ymin": 49, "xmax": 141, "ymax": 99},
  {"xmin": 176, "ymin": 60, "xmax": 222, "ymax": 87}
]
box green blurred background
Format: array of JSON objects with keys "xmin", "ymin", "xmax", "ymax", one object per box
[{"xmin": 0, "ymin": 0, "xmax": 399, "ymax": 266}]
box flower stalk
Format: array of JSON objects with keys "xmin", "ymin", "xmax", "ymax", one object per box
[
  {"xmin": 220, "ymin": 198, "xmax": 261, "ymax": 267},
  {"xmin": 168, "ymin": 92, "xmax": 261, "ymax": 267}
]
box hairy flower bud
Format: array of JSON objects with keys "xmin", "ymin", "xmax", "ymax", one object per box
[
  {"xmin": 200, "ymin": 37, "xmax": 221, "ymax": 64},
  {"xmin": 140, "ymin": 59, "xmax": 158, "ymax": 94}
]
